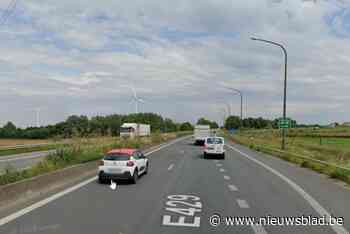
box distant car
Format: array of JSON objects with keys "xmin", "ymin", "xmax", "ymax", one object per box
[
  {"xmin": 98, "ymin": 149, "xmax": 149, "ymax": 184},
  {"xmin": 203, "ymin": 137, "xmax": 225, "ymax": 159}
]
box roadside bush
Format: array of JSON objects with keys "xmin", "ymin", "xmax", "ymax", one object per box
[
  {"xmin": 176, "ymin": 131, "xmax": 192, "ymax": 138},
  {"xmin": 300, "ymin": 161, "xmax": 310, "ymax": 168},
  {"xmin": 309, "ymin": 163, "xmax": 324, "ymax": 173},
  {"xmin": 0, "ymin": 171, "xmax": 22, "ymax": 185},
  {"xmin": 329, "ymin": 168, "xmax": 350, "ymax": 183},
  {"xmin": 151, "ymin": 132, "xmax": 163, "ymax": 144}
]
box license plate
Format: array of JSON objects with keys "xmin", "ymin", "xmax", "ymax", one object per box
[{"xmin": 108, "ymin": 168, "xmax": 122, "ymax": 174}]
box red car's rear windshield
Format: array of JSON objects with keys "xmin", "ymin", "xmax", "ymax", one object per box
[{"xmin": 104, "ymin": 154, "xmax": 130, "ymax": 161}]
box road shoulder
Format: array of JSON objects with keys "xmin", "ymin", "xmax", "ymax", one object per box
[{"xmin": 225, "ymin": 140, "xmax": 350, "ymax": 233}]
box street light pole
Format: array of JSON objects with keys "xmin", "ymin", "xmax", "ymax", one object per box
[
  {"xmin": 251, "ymin": 37, "xmax": 288, "ymax": 150},
  {"xmin": 227, "ymin": 88, "xmax": 243, "ymax": 130},
  {"xmin": 217, "ymin": 107, "xmax": 227, "ymax": 128},
  {"xmin": 225, "ymin": 103, "xmax": 231, "ymax": 116}
]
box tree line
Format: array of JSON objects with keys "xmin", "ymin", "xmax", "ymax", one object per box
[
  {"xmin": 195, "ymin": 116, "xmax": 299, "ymax": 130},
  {"xmin": 0, "ymin": 113, "xmax": 300, "ymax": 139},
  {"xmin": 224, "ymin": 116, "xmax": 297, "ymax": 130},
  {"xmin": 0, "ymin": 113, "xmax": 195, "ymax": 139}
]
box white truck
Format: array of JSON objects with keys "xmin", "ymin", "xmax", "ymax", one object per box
[
  {"xmin": 120, "ymin": 123, "xmax": 151, "ymax": 138},
  {"xmin": 194, "ymin": 125, "xmax": 211, "ymax": 145}
]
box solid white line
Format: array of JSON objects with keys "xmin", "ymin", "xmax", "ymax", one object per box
[
  {"xmin": 223, "ymin": 175, "xmax": 231, "ymax": 180},
  {"xmin": 219, "ymin": 168, "xmax": 225, "ymax": 172},
  {"xmin": 237, "ymin": 199, "xmax": 249, "ymax": 208},
  {"xmin": 0, "ymin": 136, "xmax": 192, "ymax": 227},
  {"xmin": 226, "ymin": 144, "xmax": 349, "ymax": 234},
  {"xmin": 0, "ymin": 176, "xmax": 97, "ymax": 226},
  {"xmin": 168, "ymin": 164, "xmax": 174, "ymax": 171},
  {"xmin": 228, "ymin": 184, "xmax": 238, "ymax": 191},
  {"xmin": 251, "ymin": 224, "xmax": 268, "ymax": 234}
]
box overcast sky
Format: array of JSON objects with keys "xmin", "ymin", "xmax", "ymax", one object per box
[{"xmin": 1, "ymin": 0, "xmax": 350, "ymax": 127}]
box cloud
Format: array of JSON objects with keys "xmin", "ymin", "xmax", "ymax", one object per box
[{"xmin": 1, "ymin": 0, "xmax": 350, "ymax": 127}]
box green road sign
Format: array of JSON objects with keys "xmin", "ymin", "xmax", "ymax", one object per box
[{"xmin": 278, "ymin": 118, "xmax": 291, "ymax": 129}]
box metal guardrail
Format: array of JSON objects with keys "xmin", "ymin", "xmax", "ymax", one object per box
[
  {"xmin": 253, "ymin": 145, "xmax": 350, "ymax": 172},
  {"xmin": 0, "ymin": 143, "xmax": 53, "ymax": 151},
  {"xmin": 223, "ymin": 131, "xmax": 350, "ymax": 173},
  {"xmin": 0, "ymin": 142, "xmax": 69, "ymax": 151}
]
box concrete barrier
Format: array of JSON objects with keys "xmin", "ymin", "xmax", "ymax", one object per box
[{"xmin": 0, "ymin": 161, "xmax": 98, "ymax": 216}]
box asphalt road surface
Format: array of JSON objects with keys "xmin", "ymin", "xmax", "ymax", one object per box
[
  {"xmin": 0, "ymin": 137, "xmax": 349, "ymax": 234},
  {"xmin": 0, "ymin": 151, "xmax": 55, "ymax": 175}
]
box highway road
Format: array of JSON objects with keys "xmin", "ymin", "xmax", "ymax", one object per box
[
  {"xmin": 0, "ymin": 150, "xmax": 55, "ymax": 175},
  {"xmin": 0, "ymin": 137, "xmax": 349, "ymax": 234}
]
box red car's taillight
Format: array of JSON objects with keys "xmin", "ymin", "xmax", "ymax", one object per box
[
  {"xmin": 99, "ymin": 160, "xmax": 104, "ymax": 166},
  {"xmin": 126, "ymin": 161, "xmax": 134, "ymax": 167}
]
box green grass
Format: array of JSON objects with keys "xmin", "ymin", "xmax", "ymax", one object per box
[
  {"xmin": 224, "ymin": 127, "xmax": 350, "ymax": 185},
  {"xmin": 0, "ymin": 132, "xmax": 191, "ymax": 186},
  {"xmin": 294, "ymin": 137, "xmax": 350, "ymax": 150},
  {"xmin": 0, "ymin": 132, "xmax": 193, "ymax": 158}
]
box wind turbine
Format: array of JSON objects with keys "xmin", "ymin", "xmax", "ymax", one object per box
[
  {"xmin": 129, "ymin": 86, "xmax": 145, "ymax": 114},
  {"xmin": 131, "ymin": 87, "xmax": 145, "ymax": 114},
  {"xmin": 34, "ymin": 108, "xmax": 41, "ymax": 127},
  {"xmin": 23, "ymin": 107, "xmax": 45, "ymax": 127}
]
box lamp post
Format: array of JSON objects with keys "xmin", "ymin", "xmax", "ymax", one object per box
[
  {"xmin": 217, "ymin": 107, "xmax": 228, "ymax": 128},
  {"xmin": 227, "ymin": 88, "xmax": 243, "ymax": 129},
  {"xmin": 251, "ymin": 37, "xmax": 288, "ymax": 150}
]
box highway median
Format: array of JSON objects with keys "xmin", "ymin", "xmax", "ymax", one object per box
[{"xmin": 0, "ymin": 132, "xmax": 192, "ymax": 186}]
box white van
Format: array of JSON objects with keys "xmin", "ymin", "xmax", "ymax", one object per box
[{"xmin": 203, "ymin": 137, "xmax": 225, "ymax": 159}]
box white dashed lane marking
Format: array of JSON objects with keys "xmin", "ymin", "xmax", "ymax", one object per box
[
  {"xmin": 251, "ymin": 224, "xmax": 268, "ymax": 234},
  {"xmin": 168, "ymin": 164, "xmax": 174, "ymax": 171},
  {"xmin": 228, "ymin": 184, "xmax": 238, "ymax": 191},
  {"xmin": 219, "ymin": 168, "xmax": 225, "ymax": 172},
  {"xmin": 216, "ymin": 163, "xmax": 222, "ymax": 167},
  {"xmin": 223, "ymin": 175, "xmax": 231, "ymax": 180},
  {"xmin": 237, "ymin": 199, "xmax": 250, "ymax": 209}
]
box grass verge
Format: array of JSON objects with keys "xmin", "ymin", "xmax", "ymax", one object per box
[
  {"xmin": 223, "ymin": 131, "xmax": 350, "ymax": 185},
  {"xmin": 0, "ymin": 132, "xmax": 192, "ymax": 186}
]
